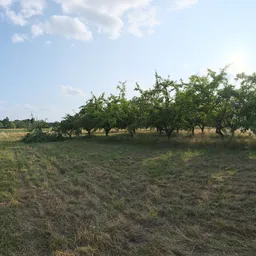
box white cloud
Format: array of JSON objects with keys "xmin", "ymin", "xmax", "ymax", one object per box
[
  {"xmin": 3, "ymin": 0, "xmax": 160, "ymax": 41},
  {"xmin": 32, "ymin": 15, "xmax": 92, "ymax": 41},
  {"xmin": 19, "ymin": 0, "xmax": 46, "ymax": 18},
  {"xmin": 0, "ymin": 0, "xmax": 12, "ymax": 7},
  {"xmin": 24, "ymin": 104, "xmax": 37, "ymax": 110},
  {"xmin": 12, "ymin": 33, "xmax": 28, "ymax": 43},
  {"xmin": 171, "ymin": 0, "xmax": 199, "ymax": 10},
  {"xmin": 61, "ymin": 85, "xmax": 85, "ymax": 96},
  {"xmin": 0, "ymin": 100, "xmax": 7, "ymax": 104},
  {"xmin": 45, "ymin": 40, "xmax": 51, "ymax": 44},
  {"xmin": 31, "ymin": 23, "xmax": 44, "ymax": 36},
  {"xmin": 54, "ymin": 0, "xmax": 156, "ymax": 39},
  {"xmin": 5, "ymin": 9, "xmax": 27, "ymax": 26},
  {"xmin": 83, "ymin": 8, "xmax": 123, "ymax": 40},
  {"xmin": 128, "ymin": 6, "xmax": 159, "ymax": 37},
  {"xmin": 55, "ymin": 0, "xmax": 151, "ymax": 17},
  {"xmin": 1, "ymin": 0, "xmax": 45, "ymax": 26}
]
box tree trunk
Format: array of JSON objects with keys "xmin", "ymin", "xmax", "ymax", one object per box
[
  {"xmin": 128, "ymin": 126, "xmax": 134, "ymax": 137},
  {"xmin": 216, "ymin": 120, "xmax": 224, "ymax": 138},
  {"xmin": 75, "ymin": 129, "xmax": 81, "ymax": 136},
  {"xmin": 165, "ymin": 128, "xmax": 174, "ymax": 139},
  {"xmin": 157, "ymin": 127, "xmax": 163, "ymax": 134},
  {"xmin": 231, "ymin": 128, "xmax": 235, "ymax": 137},
  {"xmin": 129, "ymin": 131, "xmax": 134, "ymax": 137},
  {"xmin": 216, "ymin": 128, "xmax": 224, "ymax": 138},
  {"xmin": 192, "ymin": 127, "xmax": 195, "ymax": 136},
  {"xmin": 87, "ymin": 130, "xmax": 91, "ymax": 137},
  {"xmin": 201, "ymin": 126, "xmax": 205, "ymax": 134},
  {"xmin": 133, "ymin": 129, "xmax": 136, "ymax": 134},
  {"xmin": 105, "ymin": 128, "xmax": 111, "ymax": 137},
  {"xmin": 176, "ymin": 128, "xmax": 179, "ymax": 134}
]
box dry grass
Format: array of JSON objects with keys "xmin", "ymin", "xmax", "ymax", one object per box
[
  {"xmin": 0, "ymin": 130, "xmax": 26, "ymax": 142},
  {"xmin": 1, "ymin": 131, "xmax": 256, "ymax": 255}
]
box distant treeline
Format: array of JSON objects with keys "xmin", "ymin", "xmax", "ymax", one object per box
[{"xmin": 0, "ymin": 117, "xmax": 58, "ymax": 129}]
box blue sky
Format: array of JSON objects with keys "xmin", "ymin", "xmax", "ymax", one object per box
[{"xmin": 0, "ymin": 0, "xmax": 255, "ymax": 121}]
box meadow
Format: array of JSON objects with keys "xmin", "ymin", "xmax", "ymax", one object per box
[{"xmin": 1, "ymin": 130, "xmax": 256, "ymax": 256}]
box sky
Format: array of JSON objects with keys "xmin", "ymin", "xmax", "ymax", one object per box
[{"xmin": 0, "ymin": 0, "xmax": 256, "ymax": 121}]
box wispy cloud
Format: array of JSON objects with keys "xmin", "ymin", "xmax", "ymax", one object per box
[
  {"xmin": 12, "ymin": 33, "xmax": 28, "ymax": 43},
  {"xmin": 31, "ymin": 15, "xmax": 92, "ymax": 41},
  {"xmin": 61, "ymin": 85, "xmax": 85, "ymax": 96},
  {"xmin": 24, "ymin": 104, "xmax": 49, "ymax": 111},
  {"xmin": 2, "ymin": 0, "xmax": 46, "ymax": 26},
  {"xmin": 127, "ymin": 6, "xmax": 160, "ymax": 37},
  {"xmin": 171, "ymin": 0, "xmax": 199, "ymax": 10},
  {"xmin": 5, "ymin": 9, "xmax": 27, "ymax": 26},
  {"xmin": 0, "ymin": 106, "xmax": 8, "ymax": 112}
]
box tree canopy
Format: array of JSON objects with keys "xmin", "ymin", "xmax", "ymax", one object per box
[
  {"xmin": 53, "ymin": 67, "xmax": 256, "ymax": 138},
  {"xmin": 4, "ymin": 67, "xmax": 256, "ymax": 139}
]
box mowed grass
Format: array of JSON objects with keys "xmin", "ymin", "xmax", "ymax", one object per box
[
  {"xmin": 0, "ymin": 129, "xmax": 26, "ymax": 133},
  {"xmin": 1, "ymin": 132, "xmax": 256, "ymax": 256}
]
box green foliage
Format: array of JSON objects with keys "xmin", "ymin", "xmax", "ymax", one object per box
[
  {"xmin": 114, "ymin": 83, "xmax": 139, "ymax": 135},
  {"xmin": 179, "ymin": 71, "xmax": 216, "ymax": 134},
  {"xmin": 235, "ymin": 72, "xmax": 256, "ymax": 133},
  {"xmin": 94, "ymin": 94, "xmax": 117, "ymax": 136},
  {"xmin": 2, "ymin": 117, "xmax": 12, "ymax": 129},
  {"xmin": 144, "ymin": 73, "xmax": 182, "ymax": 137},
  {"xmin": 0, "ymin": 116, "xmax": 55, "ymax": 130},
  {"xmin": 79, "ymin": 95, "xmax": 101, "ymax": 136},
  {"xmin": 23, "ymin": 129, "xmax": 63, "ymax": 143},
  {"xmin": 57, "ymin": 114, "xmax": 81, "ymax": 138},
  {"xmin": 27, "ymin": 119, "xmax": 48, "ymax": 132},
  {"xmin": 22, "ymin": 119, "xmax": 63, "ymax": 143},
  {"xmin": 18, "ymin": 67, "xmax": 256, "ymax": 141}
]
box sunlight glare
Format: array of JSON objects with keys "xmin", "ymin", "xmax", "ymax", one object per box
[{"xmin": 228, "ymin": 51, "xmax": 248, "ymax": 75}]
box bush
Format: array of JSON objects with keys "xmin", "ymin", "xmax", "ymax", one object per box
[{"xmin": 23, "ymin": 129, "xmax": 63, "ymax": 143}]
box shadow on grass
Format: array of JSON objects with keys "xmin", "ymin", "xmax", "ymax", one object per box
[
  {"xmin": 15, "ymin": 128, "xmax": 256, "ymax": 152},
  {"xmin": 82, "ymin": 133, "xmax": 256, "ymax": 151}
]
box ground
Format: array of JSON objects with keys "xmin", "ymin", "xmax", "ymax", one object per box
[{"xmin": 1, "ymin": 130, "xmax": 256, "ymax": 256}]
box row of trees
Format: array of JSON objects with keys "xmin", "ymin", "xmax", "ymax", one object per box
[
  {"xmin": 57, "ymin": 68, "xmax": 255, "ymax": 138},
  {"xmin": 0, "ymin": 117, "xmax": 59, "ymax": 129},
  {"xmin": 0, "ymin": 117, "xmax": 37, "ymax": 129},
  {"xmin": 56, "ymin": 67, "xmax": 256, "ymax": 139},
  {"xmin": 15, "ymin": 67, "xmax": 254, "ymax": 141}
]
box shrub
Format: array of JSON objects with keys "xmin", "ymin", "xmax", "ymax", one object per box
[{"xmin": 23, "ymin": 129, "xmax": 63, "ymax": 143}]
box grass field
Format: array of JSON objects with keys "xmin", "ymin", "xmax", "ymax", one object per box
[
  {"xmin": 0, "ymin": 129, "xmax": 26, "ymax": 133},
  {"xmin": 1, "ymin": 131, "xmax": 256, "ymax": 256}
]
